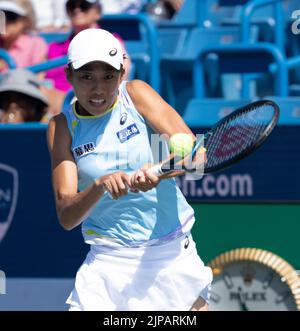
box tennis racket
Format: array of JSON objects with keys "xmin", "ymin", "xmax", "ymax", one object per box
[{"xmin": 147, "ymin": 99, "xmax": 280, "ymax": 177}]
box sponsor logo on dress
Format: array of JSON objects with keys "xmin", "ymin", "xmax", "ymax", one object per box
[
  {"xmin": 117, "ymin": 124, "xmax": 140, "ymax": 143},
  {"xmin": 120, "ymin": 112, "xmax": 127, "ymax": 125},
  {"xmin": 73, "ymin": 142, "xmax": 96, "ymax": 159}
]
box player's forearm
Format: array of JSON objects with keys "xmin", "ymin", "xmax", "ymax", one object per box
[{"xmin": 56, "ymin": 181, "xmax": 105, "ymax": 230}]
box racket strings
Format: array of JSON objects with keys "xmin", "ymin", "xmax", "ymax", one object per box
[
  {"xmin": 206, "ymin": 125, "xmax": 225, "ymax": 163},
  {"xmin": 205, "ymin": 105, "xmax": 276, "ymax": 170}
]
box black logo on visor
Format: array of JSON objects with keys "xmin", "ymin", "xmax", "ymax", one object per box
[{"xmin": 109, "ymin": 48, "xmax": 117, "ymax": 56}]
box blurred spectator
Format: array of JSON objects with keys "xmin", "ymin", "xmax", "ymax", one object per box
[
  {"xmin": 15, "ymin": 0, "xmax": 36, "ymax": 28},
  {"xmin": 100, "ymin": 0, "xmax": 184, "ymax": 18},
  {"xmin": 0, "ymin": 69, "xmax": 49, "ymax": 123},
  {"xmin": 100, "ymin": 0, "xmax": 145, "ymax": 14},
  {"xmin": 146, "ymin": 0, "xmax": 185, "ymax": 20},
  {"xmin": 29, "ymin": 0, "xmax": 70, "ymax": 32},
  {"xmin": 164, "ymin": 0, "xmax": 184, "ymax": 13},
  {"xmin": 0, "ymin": 1, "xmax": 48, "ymax": 70},
  {"xmin": 45, "ymin": 0, "xmax": 131, "ymax": 93}
]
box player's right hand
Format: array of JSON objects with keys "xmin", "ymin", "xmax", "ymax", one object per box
[{"xmin": 97, "ymin": 172, "xmax": 132, "ymax": 200}]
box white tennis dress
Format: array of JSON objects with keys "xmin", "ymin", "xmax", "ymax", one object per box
[{"xmin": 62, "ymin": 81, "xmax": 212, "ymax": 311}]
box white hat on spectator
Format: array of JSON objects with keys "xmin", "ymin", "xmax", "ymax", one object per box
[
  {"xmin": 0, "ymin": 1, "xmax": 27, "ymax": 16},
  {"xmin": 68, "ymin": 28, "xmax": 124, "ymax": 70},
  {"xmin": 0, "ymin": 69, "xmax": 49, "ymax": 107}
]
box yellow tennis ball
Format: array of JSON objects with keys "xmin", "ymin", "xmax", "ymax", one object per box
[{"xmin": 169, "ymin": 133, "xmax": 194, "ymax": 157}]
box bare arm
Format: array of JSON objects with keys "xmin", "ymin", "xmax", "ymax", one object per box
[
  {"xmin": 127, "ymin": 80, "xmax": 194, "ymax": 139},
  {"xmin": 126, "ymin": 80, "xmax": 196, "ymax": 186},
  {"xmin": 47, "ymin": 114, "xmax": 131, "ymax": 230},
  {"xmin": 122, "ymin": 45, "xmax": 132, "ymax": 81}
]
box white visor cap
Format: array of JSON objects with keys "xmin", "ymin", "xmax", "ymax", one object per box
[
  {"xmin": 68, "ymin": 28, "xmax": 124, "ymax": 70},
  {"xmin": 0, "ymin": 1, "xmax": 27, "ymax": 16}
]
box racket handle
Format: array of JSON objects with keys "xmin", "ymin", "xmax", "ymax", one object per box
[{"xmin": 146, "ymin": 164, "xmax": 163, "ymax": 176}]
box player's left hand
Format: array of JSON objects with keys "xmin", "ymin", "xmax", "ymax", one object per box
[{"xmin": 130, "ymin": 164, "xmax": 160, "ymax": 192}]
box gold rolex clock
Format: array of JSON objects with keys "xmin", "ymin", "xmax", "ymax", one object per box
[{"xmin": 208, "ymin": 248, "xmax": 300, "ymax": 311}]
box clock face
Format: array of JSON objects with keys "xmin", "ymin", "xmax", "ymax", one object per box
[{"xmin": 209, "ymin": 261, "xmax": 299, "ymax": 311}]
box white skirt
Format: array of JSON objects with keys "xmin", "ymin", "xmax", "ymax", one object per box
[{"xmin": 66, "ymin": 232, "xmax": 213, "ymax": 311}]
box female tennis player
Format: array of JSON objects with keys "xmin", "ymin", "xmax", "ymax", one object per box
[{"xmin": 47, "ymin": 28, "xmax": 212, "ymax": 311}]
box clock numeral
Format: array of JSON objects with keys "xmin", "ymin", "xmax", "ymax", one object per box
[
  {"xmin": 223, "ymin": 272, "xmax": 234, "ymax": 289},
  {"xmin": 209, "ymin": 291, "xmax": 221, "ymax": 303},
  {"xmin": 275, "ymin": 291, "xmax": 291, "ymax": 304},
  {"xmin": 262, "ymin": 272, "xmax": 274, "ymax": 290}
]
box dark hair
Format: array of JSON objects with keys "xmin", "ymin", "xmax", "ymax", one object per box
[
  {"xmin": 66, "ymin": 0, "xmax": 102, "ymax": 13},
  {"xmin": 67, "ymin": 62, "xmax": 125, "ymax": 74},
  {"xmin": 0, "ymin": 91, "xmax": 47, "ymax": 122},
  {"xmin": 3, "ymin": 11, "xmax": 21, "ymax": 23},
  {"xmin": 32, "ymin": 99, "xmax": 47, "ymax": 122}
]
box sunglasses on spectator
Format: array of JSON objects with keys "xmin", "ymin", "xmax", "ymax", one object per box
[
  {"xmin": 0, "ymin": 92, "xmax": 37, "ymax": 111},
  {"xmin": 3, "ymin": 11, "xmax": 22, "ymax": 23},
  {"xmin": 66, "ymin": 0, "xmax": 96, "ymax": 13}
]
